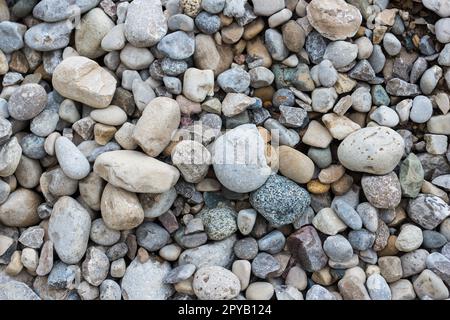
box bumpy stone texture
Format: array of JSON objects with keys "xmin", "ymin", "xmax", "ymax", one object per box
[
  {"xmin": 306, "ymin": 0, "xmax": 362, "ymax": 41},
  {"xmin": 250, "ymin": 174, "xmax": 311, "ymax": 227},
  {"xmin": 124, "ymin": 0, "xmax": 167, "ymax": 47},
  {"xmin": 338, "ymin": 126, "xmax": 405, "ymax": 174},
  {"xmin": 361, "ymin": 172, "xmax": 402, "ymax": 209},
  {"xmin": 52, "ymin": 56, "xmax": 117, "ymax": 109},
  {"xmin": 408, "ymin": 194, "xmax": 450, "ymax": 230},
  {"xmin": 287, "ymin": 226, "xmax": 328, "ymax": 272},
  {"xmin": 121, "ymin": 256, "xmax": 173, "ymax": 300},
  {"xmin": 48, "ymin": 197, "xmax": 91, "ymax": 264}
]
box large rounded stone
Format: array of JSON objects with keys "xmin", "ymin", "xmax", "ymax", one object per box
[
  {"xmin": 337, "ymin": 126, "xmax": 404, "ymax": 174},
  {"xmin": 48, "ymin": 196, "xmax": 91, "ymax": 264},
  {"xmin": 212, "ymin": 124, "xmax": 271, "ymax": 193}
]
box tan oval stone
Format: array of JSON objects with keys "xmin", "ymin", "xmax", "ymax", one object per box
[
  {"xmin": 278, "ymin": 146, "xmax": 314, "ymax": 184},
  {"xmin": 101, "ymin": 183, "xmax": 144, "ymax": 231}
]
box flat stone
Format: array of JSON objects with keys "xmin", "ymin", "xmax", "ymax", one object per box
[{"xmin": 93, "ymin": 150, "xmax": 180, "ymax": 194}]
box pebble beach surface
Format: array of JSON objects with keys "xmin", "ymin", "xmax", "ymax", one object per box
[{"xmin": 1, "ymin": 0, "xmax": 450, "ymax": 301}]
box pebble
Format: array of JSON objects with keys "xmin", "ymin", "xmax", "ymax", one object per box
[
  {"xmin": 367, "ymin": 273, "xmax": 392, "ymax": 300},
  {"xmin": 0, "ymin": 22, "xmax": 26, "ymax": 54},
  {"xmin": 0, "ymin": 188, "xmax": 41, "ymax": 227},
  {"xmin": 422, "ymin": 230, "xmax": 447, "ymax": 249},
  {"xmin": 250, "ymin": 174, "xmax": 311, "ymax": 227},
  {"xmin": 8, "ymin": 84, "xmax": 47, "ymax": 121},
  {"xmin": 323, "ymin": 235, "xmax": 353, "ymax": 262},
  {"xmin": 121, "ymin": 256, "xmax": 173, "ymax": 300},
  {"xmin": 200, "ymin": 207, "xmax": 237, "ymax": 241},
  {"xmin": 251, "ymin": 252, "xmax": 280, "ymax": 278},
  {"xmin": 420, "ymin": 65, "xmax": 442, "ymax": 95},
  {"xmin": 312, "ymin": 207, "xmax": 347, "ymax": 236},
  {"xmin": 370, "ymin": 106, "xmax": 399, "ymax": 127},
  {"xmin": 410, "ymin": 96, "xmax": 433, "ymax": 124},
  {"xmin": 93, "ymin": 150, "xmax": 179, "ymax": 194},
  {"xmin": 101, "ymin": 183, "xmax": 144, "ymax": 231},
  {"xmin": 172, "ymin": 140, "xmax": 211, "ymax": 183},
  {"xmin": 82, "ymin": 246, "xmax": 109, "ymax": 286},
  {"xmin": 195, "ymin": 11, "xmax": 221, "ymax": 34},
  {"xmin": 337, "ymin": 126, "xmax": 405, "ymax": 175},
  {"xmin": 361, "ymin": 172, "xmax": 402, "ymax": 209},
  {"xmin": 265, "ymin": 29, "xmax": 289, "ymax": 61},
  {"xmin": 246, "ymin": 282, "xmax": 274, "ymax": 300},
  {"xmin": 287, "ymin": 226, "xmax": 328, "ymax": 272},
  {"xmin": 193, "ymin": 266, "xmax": 240, "ymax": 300},
  {"xmin": 54, "ymin": 137, "xmax": 90, "ymax": 180},
  {"xmin": 124, "ymin": 0, "xmax": 167, "ymax": 47},
  {"xmin": 331, "ymin": 199, "xmax": 363, "ymax": 230},
  {"xmin": 383, "ymin": 33, "xmax": 401, "ymax": 56},
  {"xmin": 407, "ymin": 194, "xmax": 450, "ymax": 230},
  {"xmin": 136, "ymin": 222, "xmax": 170, "ymax": 252},
  {"xmin": 236, "ymin": 209, "xmax": 257, "ymax": 236},
  {"xmin": 183, "ymin": 68, "xmax": 214, "ymax": 102},
  {"xmin": 413, "ymin": 269, "xmax": 449, "ymax": 300},
  {"xmin": 379, "ymin": 256, "xmax": 403, "ymax": 283},
  {"xmin": 323, "ymin": 41, "xmax": 358, "ymax": 69},
  {"xmin": 89, "ymin": 219, "xmax": 120, "ymax": 246},
  {"xmin": 218, "ymin": 67, "xmax": 250, "ymax": 93},
  {"xmin": 212, "ymin": 124, "xmax": 270, "ymax": 193},
  {"xmin": 234, "ymin": 237, "xmax": 258, "ymax": 260},
  {"xmin": 179, "ymin": 236, "xmax": 236, "ymax": 268},
  {"xmin": 158, "ymin": 31, "xmax": 195, "ymax": 60},
  {"xmin": 306, "ymin": 0, "xmax": 362, "ymax": 41},
  {"xmin": 399, "ymin": 153, "xmax": 424, "ymax": 198},
  {"xmin": 395, "ymin": 224, "xmax": 423, "ymax": 252},
  {"xmin": 52, "ymin": 56, "xmax": 117, "ymax": 109},
  {"xmin": 258, "ymin": 231, "xmax": 285, "ymax": 254},
  {"xmin": 100, "ymin": 280, "xmax": 121, "ymax": 300},
  {"xmin": 278, "ymin": 146, "xmax": 314, "ymax": 184},
  {"xmin": 48, "ymin": 197, "xmax": 91, "ymax": 264}
]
